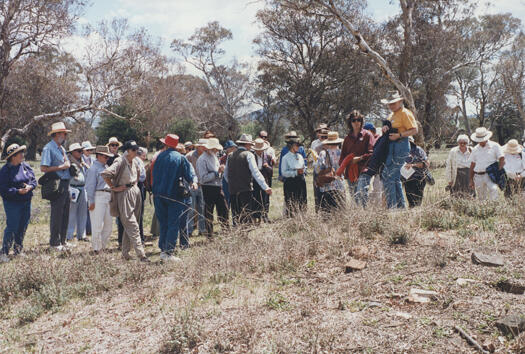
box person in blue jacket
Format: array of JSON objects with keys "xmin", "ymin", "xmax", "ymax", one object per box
[
  {"xmin": 0, "ymin": 144, "xmax": 37, "ymax": 262},
  {"xmin": 152, "ymin": 134, "xmax": 198, "ymax": 262}
]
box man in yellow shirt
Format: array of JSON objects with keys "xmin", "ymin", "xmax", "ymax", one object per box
[{"xmin": 380, "ymin": 92, "xmax": 418, "ymax": 208}]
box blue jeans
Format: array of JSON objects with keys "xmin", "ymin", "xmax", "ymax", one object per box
[
  {"xmin": 382, "ymin": 138, "xmax": 410, "ymax": 209},
  {"xmin": 154, "ymin": 196, "xmax": 185, "ymax": 254},
  {"xmin": 187, "ymin": 187, "xmax": 205, "ymax": 235},
  {"xmin": 356, "ymin": 174, "xmax": 373, "ymax": 207},
  {"xmin": 178, "ymin": 200, "xmax": 191, "ymax": 249},
  {"xmin": 2, "ymin": 199, "xmax": 31, "ymax": 255},
  {"xmin": 67, "ymin": 187, "xmax": 88, "ymax": 240}
]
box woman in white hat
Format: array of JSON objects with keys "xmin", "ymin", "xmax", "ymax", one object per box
[
  {"xmin": 0, "ymin": 144, "xmax": 36, "ymax": 262},
  {"xmin": 468, "ymin": 127, "xmax": 505, "ymax": 201},
  {"xmin": 314, "ymin": 131, "xmax": 346, "ymax": 212},
  {"xmin": 502, "ymin": 139, "xmax": 525, "ymax": 198},
  {"xmin": 252, "ymin": 138, "xmax": 273, "ymax": 223},
  {"xmin": 66, "ymin": 143, "xmax": 89, "ymax": 243},
  {"xmin": 445, "ymin": 134, "xmax": 473, "ymax": 197},
  {"xmin": 196, "ymin": 138, "xmax": 228, "ymax": 237}
]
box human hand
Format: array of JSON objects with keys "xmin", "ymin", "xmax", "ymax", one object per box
[
  {"xmin": 297, "ymin": 168, "xmax": 304, "ymax": 175},
  {"xmin": 18, "ymin": 188, "xmax": 29, "ymax": 195},
  {"xmin": 263, "ymin": 163, "xmax": 269, "ymax": 168},
  {"xmin": 218, "ymin": 165, "xmax": 225, "ymax": 173},
  {"xmin": 59, "ymin": 160, "xmax": 71, "ymax": 170},
  {"xmin": 352, "ymin": 156, "xmax": 362, "ymax": 164},
  {"xmin": 89, "ymin": 203, "xmax": 95, "ymax": 211},
  {"xmin": 382, "ymin": 126, "xmax": 389, "ymax": 134},
  {"xmin": 265, "ymin": 188, "xmax": 272, "ymax": 195},
  {"xmin": 191, "ymin": 182, "xmax": 198, "ymax": 190}
]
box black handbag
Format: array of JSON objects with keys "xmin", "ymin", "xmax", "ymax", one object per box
[
  {"xmin": 38, "ymin": 172, "xmax": 61, "ymax": 201},
  {"xmin": 176, "ymin": 160, "xmax": 191, "ymax": 199}
]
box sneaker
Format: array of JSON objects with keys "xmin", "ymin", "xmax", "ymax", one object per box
[
  {"xmin": 0, "ymin": 254, "xmax": 10, "ymax": 263},
  {"xmin": 50, "ymin": 245, "xmax": 66, "ymax": 252},
  {"xmin": 159, "ymin": 252, "xmax": 168, "ymax": 260},
  {"xmin": 64, "ymin": 241, "xmax": 76, "ymax": 248},
  {"xmin": 164, "ymin": 254, "xmax": 182, "ymax": 263}
]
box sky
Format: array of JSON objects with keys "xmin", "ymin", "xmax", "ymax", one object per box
[{"xmin": 79, "ymin": 0, "xmax": 525, "ymax": 66}]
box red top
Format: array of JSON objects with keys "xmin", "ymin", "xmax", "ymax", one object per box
[{"xmin": 339, "ymin": 129, "xmax": 374, "ymax": 177}]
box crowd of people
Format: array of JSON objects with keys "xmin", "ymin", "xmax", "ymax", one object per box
[{"xmin": 0, "ymin": 92, "xmax": 522, "ymax": 263}]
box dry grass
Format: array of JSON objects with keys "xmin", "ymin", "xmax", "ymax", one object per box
[{"xmin": 1, "ymin": 152, "xmax": 525, "ymax": 352}]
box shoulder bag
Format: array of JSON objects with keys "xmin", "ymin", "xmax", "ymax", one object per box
[{"xmin": 315, "ymin": 150, "xmax": 336, "ymax": 187}]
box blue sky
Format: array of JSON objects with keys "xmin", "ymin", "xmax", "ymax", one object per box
[{"xmin": 80, "ymin": 0, "xmax": 525, "ymax": 64}]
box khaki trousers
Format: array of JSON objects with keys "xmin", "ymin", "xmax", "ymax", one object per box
[{"xmin": 116, "ymin": 186, "xmax": 145, "ymax": 259}]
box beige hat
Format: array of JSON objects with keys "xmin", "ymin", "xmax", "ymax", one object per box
[
  {"xmin": 94, "ymin": 145, "xmax": 113, "ymax": 157},
  {"xmin": 236, "ymin": 134, "xmax": 254, "ymax": 145},
  {"xmin": 503, "ymin": 139, "xmax": 523, "ymax": 154},
  {"xmin": 5, "ymin": 144, "xmax": 26, "ymax": 160},
  {"xmin": 106, "ymin": 137, "xmax": 123, "ymax": 147},
  {"xmin": 381, "ymin": 91, "xmax": 404, "ymax": 105},
  {"xmin": 315, "ymin": 123, "xmax": 328, "ymax": 132},
  {"xmin": 81, "ymin": 141, "xmax": 95, "ymax": 150},
  {"xmin": 194, "ymin": 138, "xmax": 208, "ymax": 147},
  {"xmin": 470, "ymin": 127, "xmax": 493, "ymax": 143},
  {"xmin": 48, "ymin": 122, "xmax": 71, "ymax": 136},
  {"xmin": 322, "ymin": 131, "xmax": 344, "ymax": 145},
  {"xmin": 252, "ymin": 138, "xmax": 269, "ymax": 151},
  {"xmin": 68, "ymin": 143, "xmax": 82, "ymax": 153},
  {"xmin": 204, "ymin": 138, "xmax": 223, "ymax": 150},
  {"xmin": 457, "ymin": 134, "xmax": 470, "ymax": 143}
]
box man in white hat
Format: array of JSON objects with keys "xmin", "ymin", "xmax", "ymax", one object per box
[
  {"xmin": 41, "ymin": 122, "xmax": 72, "ymax": 251},
  {"xmin": 85, "ymin": 146, "xmax": 114, "ymax": 253},
  {"xmin": 468, "ymin": 127, "xmax": 505, "ymax": 201},
  {"xmin": 186, "ymin": 138, "xmax": 207, "ymax": 236},
  {"xmin": 66, "ymin": 143, "xmax": 89, "ymax": 244},
  {"xmin": 252, "ymin": 138, "xmax": 273, "ymax": 223},
  {"xmin": 196, "ymin": 138, "xmax": 228, "ymax": 237},
  {"xmin": 224, "ymin": 134, "xmax": 272, "ymax": 225}
]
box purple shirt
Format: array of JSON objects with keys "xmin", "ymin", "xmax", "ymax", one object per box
[{"xmin": 0, "ymin": 162, "xmax": 37, "ymax": 202}]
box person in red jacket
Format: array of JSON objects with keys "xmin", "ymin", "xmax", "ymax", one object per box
[{"xmin": 339, "ymin": 110, "xmax": 374, "ymax": 206}]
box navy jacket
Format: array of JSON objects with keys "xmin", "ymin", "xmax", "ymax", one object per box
[
  {"xmin": 486, "ymin": 161, "xmax": 506, "ymax": 190},
  {"xmin": 0, "ymin": 162, "xmax": 37, "ymax": 202},
  {"xmin": 363, "ymin": 120, "xmax": 392, "ymax": 177},
  {"xmin": 152, "ymin": 148, "xmax": 195, "ymax": 200}
]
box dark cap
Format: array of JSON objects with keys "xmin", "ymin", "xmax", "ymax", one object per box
[{"xmin": 122, "ymin": 140, "xmax": 139, "ymax": 151}]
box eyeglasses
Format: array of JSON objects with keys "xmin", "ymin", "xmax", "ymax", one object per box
[
  {"xmin": 260, "ymin": 136, "xmax": 268, "ymax": 139},
  {"xmin": 351, "ymin": 119, "xmax": 363, "ymax": 123},
  {"xmin": 109, "ymin": 144, "xmax": 119, "ymax": 147}
]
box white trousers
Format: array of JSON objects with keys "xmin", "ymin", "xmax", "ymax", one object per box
[
  {"xmin": 89, "ymin": 191, "xmax": 113, "ymax": 251},
  {"xmin": 474, "ymin": 174, "xmax": 499, "ymax": 201}
]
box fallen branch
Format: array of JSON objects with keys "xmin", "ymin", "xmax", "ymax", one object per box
[{"xmin": 454, "ymin": 325, "xmax": 489, "ymax": 353}]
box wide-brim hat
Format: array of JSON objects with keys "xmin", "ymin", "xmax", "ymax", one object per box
[
  {"xmin": 184, "ymin": 141, "xmax": 193, "ymax": 148},
  {"xmin": 94, "ymin": 145, "xmax": 113, "ymax": 157},
  {"xmin": 122, "ymin": 140, "xmax": 139, "ymax": 151},
  {"xmin": 236, "ymin": 134, "xmax": 254, "ymax": 145},
  {"xmin": 68, "ymin": 143, "xmax": 83, "ymax": 153},
  {"xmin": 81, "ymin": 141, "xmax": 95, "ymax": 150},
  {"xmin": 194, "ymin": 138, "xmax": 208, "ymax": 147},
  {"xmin": 164, "ymin": 134, "xmax": 179, "ymax": 149},
  {"xmin": 223, "ymin": 140, "xmax": 237, "ymax": 150},
  {"xmin": 252, "ymin": 138, "xmax": 269, "ymax": 151},
  {"xmin": 5, "ymin": 144, "xmax": 26, "ymax": 160},
  {"xmin": 322, "ymin": 131, "xmax": 344, "ymax": 145},
  {"xmin": 284, "ymin": 131, "xmax": 299, "ymax": 139},
  {"xmin": 381, "ymin": 91, "xmax": 404, "ymax": 105},
  {"xmin": 471, "ymin": 127, "xmax": 493, "ymax": 143},
  {"xmin": 204, "ymin": 138, "xmax": 223, "ymax": 150},
  {"xmin": 503, "ymin": 139, "xmax": 523, "ymax": 154},
  {"xmin": 106, "ymin": 137, "xmax": 123, "ymax": 147},
  {"xmin": 48, "ymin": 122, "xmax": 71, "ymax": 136},
  {"xmin": 315, "ymin": 123, "xmax": 328, "ymax": 132}
]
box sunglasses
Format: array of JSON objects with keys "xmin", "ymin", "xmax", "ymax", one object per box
[
  {"xmin": 351, "ymin": 119, "xmax": 363, "ymax": 123},
  {"xmin": 260, "ymin": 136, "xmax": 268, "ymax": 139},
  {"xmin": 109, "ymin": 144, "xmax": 119, "ymax": 147},
  {"xmin": 74, "ymin": 149, "xmax": 83, "ymax": 153}
]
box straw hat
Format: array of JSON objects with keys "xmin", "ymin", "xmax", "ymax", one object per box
[
  {"xmin": 470, "ymin": 127, "xmax": 493, "ymax": 143},
  {"xmin": 48, "ymin": 122, "xmax": 71, "ymax": 136},
  {"xmin": 503, "ymin": 139, "xmax": 523, "ymax": 154},
  {"xmin": 236, "ymin": 134, "xmax": 254, "ymax": 145},
  {"xmin": 322, "ymin": 131, "xmax": 344, "ymax": 145},
  {"xmin": 106, "ymin": 137, "xmax": 123, "ymax": 147},
  {"xmin": 68, "ymin": 143, "xmax": 82, "ymax": 153},
  {"xmin": 284, "ymin": 131, "xmax": 301, "ymax": 144},
  {"xmin": 163, "ymin": 134, "xmax": 179, "ymax": 149},
  {"xmin": 94, "ymin": 145, "xmax": 113, "ymax": 157},
  {"xmin": 194, "ymin": 138, "xmax": 208, "ymax": 147},
  {"xmin": 204, "ymin": 138, "xmax": 223, "ymax": 150},
  {"xmin": 184, "ymin": 141, "xmax": 193, "ymax": 148},
  {"xmin": 81, "ymin": 141, "xmax": 95, "ymax": 150},
  {"xmin": 5, "ymin": 144, "xmax": 26, "ymax": 160},
  {"xmin": 381, "ymin": 91, "xmax": 404, "ymax": 105},
  {"xmin": 252, "ymin": 138, "xmax": 269, "ymax": 151},
  {"xmin": 315, "ymin": 123, "xmax": 328, "ymax": 132}
]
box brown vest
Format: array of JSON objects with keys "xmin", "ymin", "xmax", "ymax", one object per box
[{"xmin": 227, "ymin": 149, "xmax": 253, "ymax": 195}]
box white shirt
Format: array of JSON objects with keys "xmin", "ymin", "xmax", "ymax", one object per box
[
  {"xmin": 281, "ymin": 151, "xmax": 306, "ymax": 178},
  {"xmin": 454, "ymin": 148, "xmax": 471, "ymax": 169},
  {"xmin": 504, "ymin": 153, "xmax": 525, "ymax": 177},
  {"xmin": 468, "ymin": 141, "xmax": 503, "ymax": 172},
  {"xmin": 266, "ymin": 146, "xmax": 276, "ymax": 160}
]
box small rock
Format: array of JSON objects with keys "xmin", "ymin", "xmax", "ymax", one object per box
[
  {"xmin": 495, "ymin": 280, "xmax": 525, "ymax": 295},
  {"xmin": 408, "ymin": 288, "xmax": 439, "ymax": 303},
  {"xmin": 496, "ymin": 314, "xmax": 525, "ymax": 337},
  {"xmin": 456, "ymin": 278, "xmax": 477, "ymax": 286},
  {"xmin": 394, "ymin": 311, "xmax": 412, "ymax": 319},
  {"xmin": 471, "ymin": 252, "xmax": 504, "ymax": 267},
  {"xmin": 344, "ymin": 258, "xmax": 367, "ymax": 273},
  {"xmin": 367, "ymin": 301, "xmax": 382, "ymax": 308}
]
